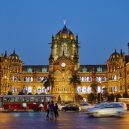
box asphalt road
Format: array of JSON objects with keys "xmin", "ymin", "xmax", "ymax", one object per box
[{"xmin": 0, "ymin": 111, "xmax": 129, "ymax": 129}]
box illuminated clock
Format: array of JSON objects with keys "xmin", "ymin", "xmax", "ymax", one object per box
[{"xmin": 61, "ymin": 62, "xmax": 66, "ymax": 67}]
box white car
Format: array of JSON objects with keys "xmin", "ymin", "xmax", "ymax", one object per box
[
  {"xmin": 79, "ymin": 102, "xmax": 93, "ymax": 111},
  {"xmin": 58, "ymin": 103, "xmax": 66, "ymax": 111},
  {"xmin": 87, "ymin": 102, "xmax": 127, "ymax": 117}
]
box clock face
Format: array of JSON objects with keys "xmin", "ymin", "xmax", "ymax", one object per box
[{"xmin": 61, "ymin": 62, "xmax": 66, "ymax": 67}]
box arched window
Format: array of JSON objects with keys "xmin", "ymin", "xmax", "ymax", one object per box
[
  {"xmin": 77, "ymin": 86, "xmax": 81, "ymax": 93},
  {"xmin": 27, "ymin": 68, "xmax": 32, "ymax": 73},
  {"xmin": 114, "ymin": 75, "xmax": 117, "ymax": 80},
  {"xmin": 97, "ymin": 86, "xmax": 101, "ymax": 93},
  {"xmin": 82, "ymin": 86, "xmax": 86, "ymax": 93},
  {"xmin": 87, "ymin": 86, "xmax": 92, "ymax": 93},
  {"xmin": 28, "ymin": 87, "xmax": 32, "ymax": 93},
  {"xmin": 37, "ymin": 87, "xmax": 41, "ymax": 94}
]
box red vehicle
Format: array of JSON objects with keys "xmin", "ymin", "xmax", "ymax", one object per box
[{"xmin": 0, "ymin": 95, "xmax": 54, "ymax": 112}]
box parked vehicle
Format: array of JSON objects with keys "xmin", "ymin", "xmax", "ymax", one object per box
[
  {"xmin": 87, "ymin": 102, "xmax": 127, "ymax": 117},
  {"xmin": 58, "ymin": 103, "xmax": 66, "ymax": 111},
  {"xmin": 118, "ymin": 98, "xmax": 129, "ymax": 110},
  {"xmin": 62, "ymin": 103, "xmax": 80, "ymax": 112},
  {"xmin": 79, "ymin": 102, "xmax": 93, "ymax": 111}
]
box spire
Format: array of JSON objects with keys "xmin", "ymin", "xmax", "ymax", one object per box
[
  {"xmin": 4, "ymin": 50, "xmax": 7, "ymax": 58},
  {"xmin": 63, "ymin": 19, "xmax": 67, "ymax": 26},
  {"xmin": 13, "ymin": 48, "xmax": 16, "ymax": 54},
  {"xmin": 52, "ymin": 35, "xmax": 54, "ymax": 41},
  {"xmin": 76, "ymin": 35, "xmax": 78, "ymax": 41},
  {"xmin": 128, "ymin": 42, "xmax": 129, "ymax": 55},
  {"xmin": 63, "ymin": 19, "xmax": 67, "ymax": 30},
  {"xmin": 120, "ymin": 49, "xmax": 123, "ymax": 55},
  {"xmin": 114, "ymin": 49, "xmax": 117, "ymax": 53}
]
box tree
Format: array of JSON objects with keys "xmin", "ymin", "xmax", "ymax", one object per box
[
  {"xmin": 69, "ymin": 74, "xmax": 81, "ymax": 86},
  {"xmin": 90, "ymin": 82, "xmax": 98, "ymax": 103},
  {"xmin": 90, "ymin": 82, "xmax": 97, "ymax": 93},
  {"xmin": 69, "ymin": 73, "xmax": 81, "ymax": 102},
  {"xmin": 87, "ymin": 93, "xmax": 95, "ymax": 104},
  {"xmin": 43, "ymin": 75, "xmax": 54, "ymax": 93},
  {"xmin": 75, "ymin": 94, "xmax": 83, "ymax": 102}
]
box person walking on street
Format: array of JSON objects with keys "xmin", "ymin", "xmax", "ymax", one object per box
[
  {"xmin": 49, "ymin": 101, "xmax": 55, "ymax": 120},
  {"xmin": 46, "ymin": 102, "xmax": 50, "ymax": 119},
  {"xmin": 54, "ymin": 103, "xmax": 59, "ymax": 119}
]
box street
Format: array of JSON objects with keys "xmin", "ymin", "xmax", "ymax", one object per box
[{"xmin": 0, "ymin": 111, "xmax": 129, "ymax": 129}]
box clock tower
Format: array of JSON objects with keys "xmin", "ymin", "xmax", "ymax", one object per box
[{"xmin": 49, "ymin": 25, "xmax": 80, "ymax": 102}]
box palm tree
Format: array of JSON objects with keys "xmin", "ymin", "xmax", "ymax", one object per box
[
  {"xmin": 90, "ymin": 82, "xmax": 97, "ymax": 93},
  {"xmin": 43, "ymin": 75, "xmax": 54, "ymax": 93},
  {"xmin": 69, "ymin": 73, "xmax": 81, "ymax": 102},
  {"xmin": 90, "ymin": 82, "xmax": 98, "ymax": 103}
]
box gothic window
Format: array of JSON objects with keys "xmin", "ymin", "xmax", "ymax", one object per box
[
  {"xmin": 102, "ymin": 86, "xmax": 106, "ymax": 93},
  {"xmin": 84, "ymin": 77, "xmax": 87, "ymax": 82},
  {"xmin": 81, "ymin": 77, "xmax": 84, "ymax": 82},
  {"xmin": 98, "ymin": 77, "xmax": 101, "ymax": 82},
  {"xmin": 37, "ymin": 87, "xmax": 41, "ymax": 94},
  {"xmin": 97, "ymin": 86, "xmax": 101, "ymax": 93},
  {"xmin": 23, "ymin": 87, "xmax": 27, "ymax": 94},
  {"xmin": 87, "ymin": 77, "xmax": 89, "ymax": 82},
  {"xmin": 12, "ymin": 76, "xmax": 18, "ymax": 82},
  {"xmin": 87, "ymin": 86, "xmax": 92, "ymax": 93},
  {"xmin": 63, "ymin": 43, "xmax": 67, "ymax": 54},
  {"xmin": 30, "ymin": 77, "xmax": 33, "ymax": 82},
  {"xmin": 97, "ymin": 67, "xmax": 102, "ymax": 72},
  {"xmin": 62, "ymin": 34, "xmax": 67, "ymax": 38},
  {"xmin": 28, "ymin": 87, "xmax": 32, "ymax": 93},
  {"xmin": 88, "ymin": 77, "xmax": 92, "ymax": 82},
  {"xmin": 42, "ymin": 87, "xmax": 45, "ymax": 93},
  {"xmin": 12, "ymin": 87, "xmax": 15, "ymax": 93},
  {"xmin": 82, "ymin": 86, "xmax": 86, "ymax": 93},
  {"xmin": 114, "ymin": 75, "xmax": 117, "ymax": 80},
  {"xmin": 96, "ymin": 77, "xmax": 99, "ymax": 82},
  {"xmin": 82, "ymin": 67, "xmax": 87, "ymax": 72},
  {"xmin": 27, "ymin": 68, "xmax": 32, "ymax": 73},
  {"xmin": 42, "ymin": 68, "xmax": 47, "ymax": 72},
  {"xmin": 77, "ymin": 86, "xmax": 81, "ymax": 93}
]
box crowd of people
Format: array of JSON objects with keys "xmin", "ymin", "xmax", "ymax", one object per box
[{"xmin": 46, "ymin": 101, "xmax": 59, "ymax": 120}]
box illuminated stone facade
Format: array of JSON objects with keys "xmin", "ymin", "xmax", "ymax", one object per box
[{"xmin": 0, "ymin": 25, "xmax": 129, "ymax": 101}]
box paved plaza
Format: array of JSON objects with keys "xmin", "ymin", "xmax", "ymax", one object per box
[{"xmin": 0, "ymin": 111, "xmax": 129, "ymax": 129}]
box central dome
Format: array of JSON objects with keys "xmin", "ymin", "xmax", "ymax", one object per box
[
  {"xmin": 109, "ymin": 49, "xmax": 120, "ymax": 61},
  {"xmin": 9, "ymin": 50, "xmax": 20, "ymax": 60},
  {"xmin": 55, "ymin": 25, "xmax": 75, "ymax": 40}
]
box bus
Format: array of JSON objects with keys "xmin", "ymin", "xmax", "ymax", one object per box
[{"xmin": 0, "ymin": 95, "xmax": 55, "ymax": 112}]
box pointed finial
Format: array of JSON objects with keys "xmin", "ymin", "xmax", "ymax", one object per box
[
  {"xmin": 4, "ymin": 50, "xmax": 7, "ymax": 58},
  {"xmin": 13, "ymin": 48, "xmax": 15, "ymax": 54},
  {"xmin": 120, "ymin": 49, "xmax": 123, "ymax": 55},
  {"xmin": 63, "ymin": 19, "xmax": 67, "ymax": 26},
  {"xmin": 52, "ymin": 35, "xmax": 54, "ymax": 41}
]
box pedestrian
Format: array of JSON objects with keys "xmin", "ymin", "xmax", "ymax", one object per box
[
  {"xmin": 49, "ymin": 100, "xmax": 55, "ymax": 120},
  {"xmin": 54, "ymin": 103, "xmax": 59, "ymax": 119},
  {"xmin": 46, "ymin": 102, "xmax": 50, "ymax": 119}
]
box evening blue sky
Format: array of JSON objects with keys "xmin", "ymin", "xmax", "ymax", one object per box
[{"xmin": 0, "ymin": 0, "xmax": 129, "ymax": 65}]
